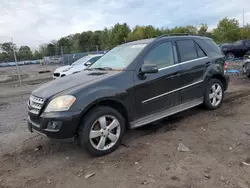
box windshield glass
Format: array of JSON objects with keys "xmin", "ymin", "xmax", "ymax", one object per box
[
  {"xmin": 72, "ymin": 56, "xmax": 91, "ymax": 66},
  {"xmin": 89, "ymin": 44, "xmax": 147, "ymax": 70}
]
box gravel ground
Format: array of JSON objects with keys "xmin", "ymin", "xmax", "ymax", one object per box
[{"xmin": 0, "ymin": 65, "xmax": 250, "ymax": 188}]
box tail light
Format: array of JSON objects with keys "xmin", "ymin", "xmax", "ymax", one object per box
[
  {"xmin": 224, "ymin": 62, "xmax": 228, "ymax": 74},
  {"xmin": 224, "ymin": 62, "xmax": 228, "ymax": 70}
]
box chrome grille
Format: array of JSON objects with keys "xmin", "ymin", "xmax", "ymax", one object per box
[{"xmin": 28, "ymin": 95, "xmax": 44, "ymax": 114}]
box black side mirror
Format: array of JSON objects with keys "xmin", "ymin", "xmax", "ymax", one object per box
[
  {"xmin": 85, "ymin": 62, "xmax": 92, "ymax": 66},
  {"xmin": 140, "ymin": 64, "xmax": 159, "ymax": 74}
]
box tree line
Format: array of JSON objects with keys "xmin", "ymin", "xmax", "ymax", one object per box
[{"xmin": 1, "ymin": 17, "xmax": 250, "ymax": 62}]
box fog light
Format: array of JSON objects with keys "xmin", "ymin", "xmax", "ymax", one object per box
[{"xmin": 47, "ymin": 121, "xmax": 62, "ymax": 130}]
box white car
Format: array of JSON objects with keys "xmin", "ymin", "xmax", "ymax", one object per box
[{"xmin": 53, "ymin": 55, "xmax": 102, "ymax": 79}]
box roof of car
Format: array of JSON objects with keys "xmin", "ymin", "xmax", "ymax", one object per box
[{"xmin": 122, "ymin": 35, "xmax": 211, "ymax": 46}]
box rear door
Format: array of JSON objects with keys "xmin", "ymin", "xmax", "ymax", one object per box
[
  {"xmin": 176, "ymin": 39, "xmax": 208, "ymax": 103},
  {"xmin": 134, "ymin": 41, "xmax": 181, "ymax": 118}
]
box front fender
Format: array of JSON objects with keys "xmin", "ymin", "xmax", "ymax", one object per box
[{"xmin": 72, "ymin": 86, "xmax": 129, "ymax": 112}]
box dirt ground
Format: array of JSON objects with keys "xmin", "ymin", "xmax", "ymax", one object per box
[{"xmin": 0, "ymin": 65, "xmax": 250, "ymax": 188}]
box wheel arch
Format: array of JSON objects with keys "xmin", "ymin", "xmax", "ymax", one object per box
[
  {"xmin": 76, "ymin": 98, "xmax": 129, "ymax": 133},
  {"xmin": 211, "ymin": 74, "xmax": 227, "ymax": 90}
]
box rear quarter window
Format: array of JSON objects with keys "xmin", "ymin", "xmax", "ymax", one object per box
[{"xmin": 198, "ymin": 39, "xmax": 223, "ymax": 56}]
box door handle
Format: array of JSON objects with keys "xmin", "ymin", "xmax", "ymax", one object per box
[{"xmin": 205, "ymin": 62, "xmax": 211, "ymax": 67}]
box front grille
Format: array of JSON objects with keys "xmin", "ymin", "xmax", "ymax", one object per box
[
  {"xmin": 28, "ymin": 95, "xmax": 44, "ymax": 115},
  {"xmin": 54, "ymin": 73, "xmax": 60, "ymax": 77}
]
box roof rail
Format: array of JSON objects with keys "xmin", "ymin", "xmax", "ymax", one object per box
[{"xmin": 156, "ymin": 33, "xmax": 193, "ymax": 40}]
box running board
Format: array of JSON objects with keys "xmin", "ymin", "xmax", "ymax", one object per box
[{"xmin": 130, "ymin": 98, "xmax": 203, "ymax": 129}]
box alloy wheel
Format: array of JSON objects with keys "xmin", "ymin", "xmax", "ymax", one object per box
[
  {"xmin": 89, "ymin": 115, "xmax": 121, "ymax": 151},
  {"xmin": 209, "ymin": 83, "xmax": 223, "ymax": 107}
]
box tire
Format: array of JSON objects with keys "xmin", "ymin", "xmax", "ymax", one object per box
[
  {"xmin": 77, "ymin": 106, "xmax": 125, "ymax": 157},
  {"xmin": 204, "ymin": 79, "xmax": 224, "ymax": 110},
  {"xmin": 226, "ymin": 52, "xmax": 235, "ymax": 61},
  {"xmin": 247, "ymin": 73, "xmax": 250, "ymax": 78}
]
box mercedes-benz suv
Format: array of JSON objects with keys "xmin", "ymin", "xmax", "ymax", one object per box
[{"xmin": 27, "ymin": 35, "xmax": 229, "ymax": 156}]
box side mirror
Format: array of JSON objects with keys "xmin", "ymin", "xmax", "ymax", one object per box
[
  {"xmin": 85, "ymin": 62, "xmax": 92, "ymax": 66},
  {"xmin": 140, "ymin": 64, "xmax": 158, "ymax": 74}
]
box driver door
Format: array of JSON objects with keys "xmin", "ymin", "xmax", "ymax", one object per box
[{"xmin": 134, "ymin": 41, "xmax": 181, "ymax": 119}]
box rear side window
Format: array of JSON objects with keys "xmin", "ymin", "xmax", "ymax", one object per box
[
  {"xmin": 202, "ymin": 39, "xmax": 222, "ymax": 55},
  {"xmin": 195, "ymin": 43, "xmax": 206, "ymax": 57},
  {"xmin": 176, "ymin": 40, "xmax": 198, "ymax": 62}
]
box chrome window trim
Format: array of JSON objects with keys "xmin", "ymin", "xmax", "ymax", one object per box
[
  {"xmin": 158, "ymin": 56, "xmax": 208, "ymax": 71},
  {"xmin": 142, "ymin": 79, "xmax": 204, "ymax": 104}
]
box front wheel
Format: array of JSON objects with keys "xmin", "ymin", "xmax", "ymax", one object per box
[
  {"xmin": 77, "ymin": 106, "xmax": 125, "ymax": 156},
  {"xmin": 204, "ymin": 79, "xmax": 224, "ymax": 110}
]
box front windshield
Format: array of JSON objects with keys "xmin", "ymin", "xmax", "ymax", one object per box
[
  {"xmin": 72, "ymin": 56, "xmax": 91, "ymax": 66},
  {"xmin": 89, "ymin": 44, "xmax": 147, "ymax": 70}
]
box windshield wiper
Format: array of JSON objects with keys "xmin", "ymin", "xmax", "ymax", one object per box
[{"xmin": 86, "ymin": 67, "xmax": 113, "ymax": 71}]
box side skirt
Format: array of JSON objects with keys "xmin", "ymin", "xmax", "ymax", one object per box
[{"xmin": 130, "ymin": 98, "xmax": 203, "ymax": 129}]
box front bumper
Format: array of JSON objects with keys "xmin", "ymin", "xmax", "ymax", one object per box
[{"xmin": 27, "ymin": 111, "xmax": 82, "ymax": 139}]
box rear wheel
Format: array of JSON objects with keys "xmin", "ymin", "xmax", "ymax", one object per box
[
  {"xmin": 77, "ymin": 106, "xmax": 125, "ymax": 156},
  {"xmin": 204, "ymin": 79, "xmax": 224, "ymax": 110}
]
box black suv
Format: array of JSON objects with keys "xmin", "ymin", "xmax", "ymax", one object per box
[
  {"xmin": 221, "ymin": 40, "xmax": 250, "ymax": 60},
  {"xmin": 27, "ymin": 35, "xmax": 229, "ymax": 156}
]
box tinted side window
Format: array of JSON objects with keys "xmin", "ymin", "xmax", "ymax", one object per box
[
  {"xmin": 176, "ymin": 40, "xmax": 198, "ymax": 62},
  {"xmin": 202, "ymin": 39, "xmax": 222, "ymax": 55},
  {"xmin": 195, "ymin": 43, "xmax": 206, "ymax": 57},
  {"xmin": 144, "ymin": 42, "xmax": 174, "ymax": 69},
  {"xmin": 89, "ymin": 56, "xmax": 101, "ymax": 63}
]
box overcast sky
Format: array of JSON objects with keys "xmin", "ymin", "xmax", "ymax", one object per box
[{"xmin": 0, "ymin": 0, "xmax": 250, "ymax": 48}]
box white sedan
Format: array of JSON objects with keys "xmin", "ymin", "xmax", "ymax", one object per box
[{"xmin": 53, "ymin": 54, "xmax": 102, "ymax": 79}]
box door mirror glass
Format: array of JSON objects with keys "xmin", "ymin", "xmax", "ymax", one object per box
[{"xmin": 140, "ymin": 64, "xmax": 158, "ymax": 74}]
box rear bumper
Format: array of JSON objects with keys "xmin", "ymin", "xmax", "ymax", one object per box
[{"xmin": 27, "ymin": 110, "xmax": 82, "ymax": 139}]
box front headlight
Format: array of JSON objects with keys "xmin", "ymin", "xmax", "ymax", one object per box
[{"xmin": 45, "ymin": 95, "xmax": 76, "ymax": 112}]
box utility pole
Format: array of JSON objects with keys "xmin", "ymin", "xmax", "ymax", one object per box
[
  {"xmin": 96, "ymin": 45, "xmax": 99, "ymax": 54},
  {"xmin": 11, "ymin": 37, "xmax": 21, "ymax": 86}
]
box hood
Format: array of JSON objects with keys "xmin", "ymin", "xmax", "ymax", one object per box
[
  {"xmin": 54, "ymin": 65, "xmax": 72, "ymax": 73},
  {"xmin": 65, "ymin": 64, "xmax": 88, "ymax": 74},
  {"xmin": 32, "ymin": 70, "xmax": 120, "ymax": 99}
]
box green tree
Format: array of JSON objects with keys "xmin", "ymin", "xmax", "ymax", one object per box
[
  {"xmin": 47, "ymin": 43, "xmax": 56, "ymax": 56},
  {"xmin": 110, "ymin": 23, "xmax": 131, "ymax": 45},
  {"xmin": 127, "ymin": 25, "xmax": 145, "ymax": 41},
  {"xmin": 58, "ymin": 36, "xmax": 73, "ymax": 54},
  {"xmin": 240, "ymin": 24, "xmax": 250, "ymax": 39},
  {"xmin": 0, "ymin": 42, "xmax": 16, "ymax": 62},
  {"xmin": 39, "ymin": 44, "xmax": 49, "ymax": 56},
  {"xmin": 198, "ymin": 23, "xmax": 208, "ymax": 35},
  {"xmin": 18, "ymin": 46, "xmax": 33, "ymax": 60},
  {"xmin": 212, "ymin": 18, "xmax": 240, "ymax": 43},
  {"xmin": 33, "ymin": 50, "xmax": 42, "ymax": 59}
]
